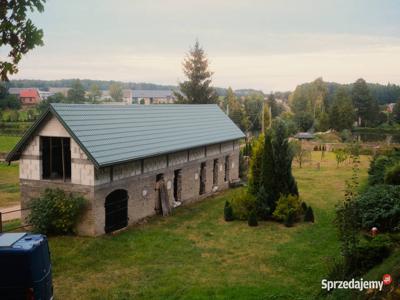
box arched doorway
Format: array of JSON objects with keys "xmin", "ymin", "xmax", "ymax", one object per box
[{"xmin": 104, "ymin": 189, "xmax": 128, "ymax": 233}]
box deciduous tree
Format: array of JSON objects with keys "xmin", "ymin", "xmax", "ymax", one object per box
[
  {"xmin": 109, "ymin": 82, "xmax": 123, "ymax": 102},
  {"xmin": 352, "ymin": 78, "xmax": 379, "ymax": 127},
  {"xmin": 329, "ymin": 87, "xmax": 355, "ymax": 131},
  {"xmin": 88, "ymin": 83, "xmax": 101, "ymax": 101},
  {"xmin": 226, "ymin": 87, "xmax": 249, "ymax": 131},
  {"xmin": 393, "ymin": 99, "xmax": 400, "ymax": 123},
  {"xmin": 0, "ymin": 0, "xmax": 46, "ymax": 80},
  {"xmin": 67, "ymin": 79, "xmax": 86, "ymax": 102}
]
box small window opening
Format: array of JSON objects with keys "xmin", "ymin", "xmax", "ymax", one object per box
[
  {"xmin": 213, "ymin": 159, "xmax": 219, "ymax": 186},
  {"xmin": 174, "ymin": 169, "xmax": 182, "ymax": 202},
  {"xmin": 41, "ymin": 137, "xmax": 71, "ymax": 181},
  {"xmin": 224, "ymin": 156, "xmax": 230, "ymax": 182}
]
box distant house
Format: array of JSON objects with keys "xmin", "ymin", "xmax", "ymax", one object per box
[
  {"xmin": 8, "ymin": 87, "xmax": 25, "ymax": 96},
  {"xmin": 39, "ymin": 91, "xmax": 54, "ymax": 100},
  {"xmin": 6, "ymin": 104, "xmax": 244, "ymax": 236},
  {"xmin": 100, "ymin": 90, "xmax": 132, "ymax": 104},
  {"xmin": 48, "ymin": 87, "xmax": 71, "ymax": 97},
  {"xmin": 100, "ymin": 90, "xmax": 112, "ymax": 101},
  {"xmin": 387, "ymin": 103, "xmax": 396, "ymax": 113},
  {"xmin": 19, "ymin": 89, "xmax": 41, "ymax": 106},
  {"xmin": 122, "ymin": 89, "xmax": 133, "ymax": 104},
  {"xmin": 133, "ymin": 90, "xmax": 175, "ymax": 104}
]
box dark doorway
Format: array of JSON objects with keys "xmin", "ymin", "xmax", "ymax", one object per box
[
  {"xmin": 174, "ymin": 169, "xmax": 182, "ymax": 202},
  {"xmin": 105, "ymin": 189, "xmax": 128, "ymax": 233},
  {"xmin": 156, "ymin": 173, "xmax": 171, "ymax": 216},
  {"xmin": 213, "ymin": 159, "xmax": 219, "ymax": 186},
  {"xmin": 41, "ymin": 137, "xmax": 71, "ymax": 180},
  {"xmin": 199, "ymin": 162, "xmax": 206, "ymax": 195},
  {"xmin": 224, "ymin": 156, "xmax": 230, "ymax": 182}
]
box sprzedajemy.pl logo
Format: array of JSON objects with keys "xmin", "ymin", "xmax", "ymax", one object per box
[{"xmin": 321, "ymin": 274, "xmax": 393, "ymax": 292}]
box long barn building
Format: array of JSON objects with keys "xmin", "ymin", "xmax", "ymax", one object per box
[{"xmin": 6, "ymin": 104, "xmax": 245, "ymax": 235}]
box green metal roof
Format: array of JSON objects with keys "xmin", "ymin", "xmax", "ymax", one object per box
[{"xmin": 7, "ymin": 104, "xmax": 245, "ymax": 168}]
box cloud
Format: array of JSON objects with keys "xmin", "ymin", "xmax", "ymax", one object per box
[{"xmin": 12, "ymin": 31, "xmax": 400, "ymax": 91}]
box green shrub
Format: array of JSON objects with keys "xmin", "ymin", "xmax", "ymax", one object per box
[
  {"xmin": 273, "ymin": 194, "xmax": 301, "ymax": 222},
  {"xmin": 230, "ymin": 189, "xmax": 256, "ymax": 220},
  {"xmin": 334, "ymin": 149, "xmax": 349, "ymax": 167},
  {"xmin": 304, "ymin": 206, "xmax": 315, "ymax": 223},
  {"xmin": 356, "ymin": 185, "xmax": 400, "ymax": 232},
  {"xmin": 224, "ymin": 201, "xmax": 234, "ymax": 222},
  {"xmin": 340, "ymin": 129, "xmax": 352, "ymax": 143},
  {"xmin": 247, "ymin": 210, "xmax": 258, "ymax": 227},
  {"xmin": 384, "ymin": 162, "xmax": 400, "ymax": 185},
  {"xmin": 284, "ymin": 210, "xmax": 295, "ymax": 227},
  {"xmin": 368, "ymin": 155, "xmax": 392, "ymax": 185},
  {"xmin": 28, "ymin": 188, "xmax": 87, "ymax": 235},
  {"xmin": 353, "ymin": 235, "xmax": 393, "ymax": 274}
]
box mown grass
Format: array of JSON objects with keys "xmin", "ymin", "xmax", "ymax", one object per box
[
  {"xmin": 0, "ymin": 162, "xmax": 19, "ymax": 207},
  {"xmin": 47, "ymin": 152, "xmax": 369, "ymax": 299},
  {"xmin": 0, "ymin": 135, "xmax": 20, "ymax": 153}
]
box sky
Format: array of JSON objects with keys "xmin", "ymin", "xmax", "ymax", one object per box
[{"xmin": 7, "ymin": 0, "xmax": 400, "ymax": 92}]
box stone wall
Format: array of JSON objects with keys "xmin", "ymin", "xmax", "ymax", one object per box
[{"xmin": 90, "ymin": 145, "xmax": 240, "ymax": 235}]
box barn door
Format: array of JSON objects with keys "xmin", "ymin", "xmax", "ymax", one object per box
[{"xmin": 105, "ymin": 189, "xmax": 128, "ymax": 233}]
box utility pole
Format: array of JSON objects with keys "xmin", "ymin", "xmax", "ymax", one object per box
[
  {"xmin": 269, "ymin": 105, "xmax": 272, "ymax": 128},
  {"xmin": 261, "ymin": 100, "xmax": 264, "ymax": 134}
]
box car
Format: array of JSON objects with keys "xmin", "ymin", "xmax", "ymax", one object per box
[{"xmin": 0, "ymin": 233, "xmax": 53, "ymax": 300}]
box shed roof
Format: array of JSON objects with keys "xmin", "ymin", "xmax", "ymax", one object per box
[{"xmin": 6, "ymin": 104, "xmax": 244, "ymax": 168}]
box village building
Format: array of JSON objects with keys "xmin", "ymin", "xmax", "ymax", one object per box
[
  {"xmin": 133, "ymin": 90, "xmax": 175, "ymax": 104},
  {"xmin": 48, "ymin": 87, "xmax": 71, "ymax": 97},
  {"xmin": 19, "ymin": 88, "xmax": 41, "ymax": 106},
  {"xmin": 6, "ymin": 104, "xmax": 244, "ymax": 236}
]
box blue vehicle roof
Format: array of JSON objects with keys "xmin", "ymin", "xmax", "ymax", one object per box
[{"xmin": 0, "ymin": 233, "xmax": 46, "ymax": 253}]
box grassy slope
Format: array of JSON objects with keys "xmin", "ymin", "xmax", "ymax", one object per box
[
  {"xmin": 0, "ymin": 162, "xmax": 19, "ymax": 207},
  {"xmin": 0, "ymin": 135, "xmax": 20, "ymax": 152},
  {"xmin": 48, "ymin": 152, "xmax": 369, "ymax": 300}
]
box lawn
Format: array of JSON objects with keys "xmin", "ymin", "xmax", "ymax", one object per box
[
  {"xmin": 0, "ymin": 162, "xmax": 19, "ymax": 207},
  {"xmin": 0, "ymin": 135, "xmax": 20, "ymax": 153},
  {"xmin": 48, "ymin": 152, "xmax": 370, "ymax": 300}
]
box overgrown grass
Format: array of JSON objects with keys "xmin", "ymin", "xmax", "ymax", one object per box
[
  {"xmin": 0, "ymin": 135, "xmax": 20, "ymax": 153},
  {"xmin": 47, "ymin": 152, "xmax": 369, "ymax": 299},
  {"xmin": 0, "ymin": 162, "xmax": 20, "ymax": 207}
]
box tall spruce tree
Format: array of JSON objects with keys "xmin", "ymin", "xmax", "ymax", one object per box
[
  {"xmin": 175, "ymin": 40, "xmax": 218, "ymax": 104},
  {"xmin": 271, "ymin": 119, "xmax": 298, "ymax": 197},
  {"xmin": 267, "ymin": 93, "xmax": 280, "ymax": 118},
  {"xmin": 248, "ymin": 134, "xmax": 264, "ymax": 195},
  {"xmin": 261, "ymin": 131, "xmax": 278, "ymax": 212}
]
